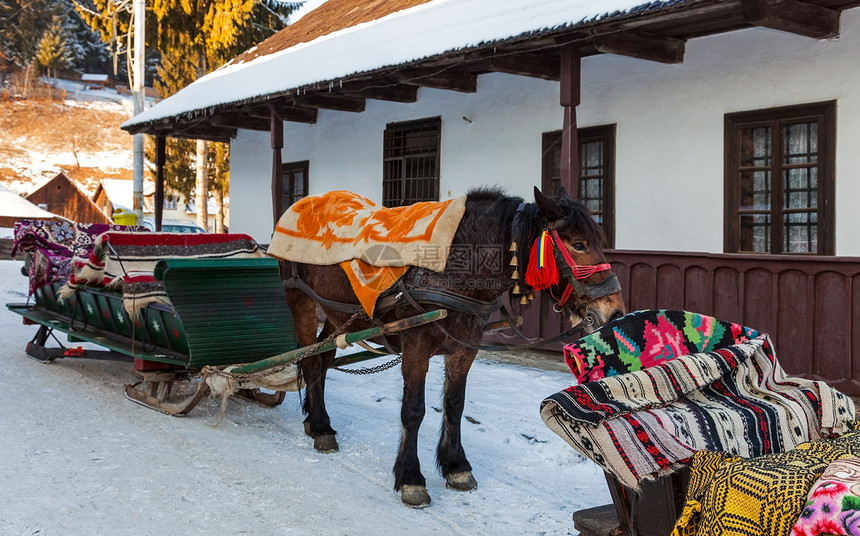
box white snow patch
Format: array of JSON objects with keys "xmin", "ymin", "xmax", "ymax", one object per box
[{"xmin": 0, "ymin": 258, "xmax": 611, "ymax": 535}]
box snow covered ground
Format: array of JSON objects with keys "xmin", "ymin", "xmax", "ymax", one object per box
[{"xmin": 0, "ymin": 259, "xmax": 611, "ymax": 535}]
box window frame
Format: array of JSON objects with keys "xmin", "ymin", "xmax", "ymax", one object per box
[
  {"xmin": 276, "ymin": 160, "xmax": 309, "ymax": 219},
  {"xmin": 382, "ymin": 117, "xmax": 441, "ymax": 208},
  {"xmin": 541, "ymin": 124, "xmax": 616, "ymax": 248},
  {"xmin": 724, "ymin": 101, "xmax": 835, "ymax": 255}
]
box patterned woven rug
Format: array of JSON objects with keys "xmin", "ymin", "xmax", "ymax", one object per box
[
  {"xmin": 11, "ymin": 220, "xmax": 146, "ymax": 295},
  {"xmin": 268, "ymin": 191, "xmax": 466, "ymax": 315},
  {"xmin": 540, "ymin": 310, "xmax": 856, "ymax": 491}
]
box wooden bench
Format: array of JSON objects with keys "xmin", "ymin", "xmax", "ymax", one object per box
[{"xmin": 81, "ymin": 73, "xmax": 109, "ymax": 90}]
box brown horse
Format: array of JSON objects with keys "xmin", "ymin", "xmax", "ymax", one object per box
[{"xmin": 282, "ymin": 186, "xmax": 625, "ymax": 507}]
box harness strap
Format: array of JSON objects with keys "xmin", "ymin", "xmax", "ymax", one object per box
[{"xmin": 394, "ymin": 281, "xmax": 584, "ymax": 351}]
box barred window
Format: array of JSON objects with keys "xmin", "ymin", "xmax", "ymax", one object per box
[
  {"xmin": 725, "ymin": 102, "xmax": 835, "ymax": 254},
  {"xmin": 383, "ymin": 117, "xmax": 441, "ymax": 207}
]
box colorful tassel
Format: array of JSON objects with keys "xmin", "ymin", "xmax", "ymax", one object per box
[{"xmin": 524, "ymin": 230, "xmax": 559, "ymax": 290}]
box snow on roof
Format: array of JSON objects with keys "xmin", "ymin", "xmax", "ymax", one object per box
[
  {"xmin": 124, "ymin": 0, "xmax": 678, "ymax": 128},
  {"xmin": 0, "ymin": 183, "xmax": 59, "ymax": 220},
  {"xmin": 98, "ymin": 178, "xmax": 156, "ymax": 209}
]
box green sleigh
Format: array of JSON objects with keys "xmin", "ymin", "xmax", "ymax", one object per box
[{"xmin": 7, "ymin": 223, "xmax": 444, "ymax": 415}]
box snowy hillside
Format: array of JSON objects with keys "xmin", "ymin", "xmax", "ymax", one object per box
[{"xmin": 0, "ymin": 78, "xmax": 140, "ymax": 197}]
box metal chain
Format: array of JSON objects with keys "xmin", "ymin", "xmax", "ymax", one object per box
[{"xmin": 333, "ymin": 354, "xmax": 401, "ymax": 375}]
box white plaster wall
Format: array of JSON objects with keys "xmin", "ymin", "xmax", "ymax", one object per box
[{"xmin": 230, "ymin": 7, "xmax": 860, "ymax": 254}]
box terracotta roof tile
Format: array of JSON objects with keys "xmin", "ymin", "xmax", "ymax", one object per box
[{"xmin": 230, "ymin": 0, "xmax": 435, "ymax": 65}]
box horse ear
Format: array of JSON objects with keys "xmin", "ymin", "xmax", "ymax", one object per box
[
  {"xmin": 555, "ymin": 185, "xmax": 569, "ymax": 198},
  {"xmin": 534, "ymin": 186, "xmax": 566, "ymax": 221}
]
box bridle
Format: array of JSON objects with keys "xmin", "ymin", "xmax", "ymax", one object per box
[{"xmin": 545, "ymin": 226, "xmax": 622, "ymax": 329}]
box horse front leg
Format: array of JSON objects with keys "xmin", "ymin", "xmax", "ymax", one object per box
[
  {"xmin": 285, "ymin": 288, "xmax": 338, "ymax": 453},
  {"xmin": 394, "ymin": 346, "xmax": 431, "ymax": 508},
  {"xmin": 301, "ymin": 319, "xmax": 338, "ymax": 453},
  {"xmin": 437, "ymin": 346, "xmax": 478, "ymax": 491}
]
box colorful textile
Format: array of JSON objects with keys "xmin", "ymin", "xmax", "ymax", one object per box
[
  {"xmin": 791, "ymin": 457, "xmax": 860, "ymax": 536},
  {"xmin": 564, "ymin": 309, "xmax": 760, "ymax": 383},
  {"xmin": 11, "ymin": 220, "xmax": 146, "ymax": 294},
  {"xmin": 671, "ymin": 432, "xmax": 860, "ymax": 536},
  {"xmin": 59, "ymin": 231, "xmax": 264, "ymax": 317},
  {"xmin": 268, "ymin": 191, "xmax": 467, "ymax": 315},
  {"xmin": 540, "ymin": 310, "xmax": 856, "ymax": 490}
]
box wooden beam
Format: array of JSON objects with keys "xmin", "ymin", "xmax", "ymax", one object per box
[
  {"xmin": 485, "ymin": 53, "xmax": 560, "ymax": 80},
  {"xmin": 593, "ymin": 30, "xmax": 686, "ymax": 64},
  {"xmin": 210, "ymin": 114, "xmax": 270, "ymax": 131},
  {"xmin": 398, "ymin": 69, "xmax": 477, "ymax": 93},
  {"xmin": 341, "ymin": 84, "xmax": 419, "ymax": 103},
  {"xmin": 154, "ymin": 136, "xmax": 165, "ymax": 232},
  {"xmin": 741, "ymin": 0, "xmax": 839, "ymax": 39},
  {"xmin": 297, "ymin": 93, "xmax": 366, "ymax": 113},
  {"xmin": 559, "ymin": 46, "xmax": 581, "ymax": 196},
  {"xmin": 270, "ymin": 106, "xmax": 283, "ymax": 227},
  {"xmin": 249, "ymin": 105, "xmax": 318, "ymax": 124}
]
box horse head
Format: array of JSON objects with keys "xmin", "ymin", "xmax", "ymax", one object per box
[{"xmin": 516, "ymin": 186, "xmax": 626, "ymax": 333}]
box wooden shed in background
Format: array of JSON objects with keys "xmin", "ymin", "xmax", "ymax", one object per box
[{"xmin": 26, "ymin": 173, "xmax": 110, "ymax": 224}]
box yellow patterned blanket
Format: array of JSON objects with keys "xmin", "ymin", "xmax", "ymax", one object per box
[
  {"xmin": 268, "ymin": 191, "xmax": 467, "ymax": 315},
  {"xmin": 672, "ymin": 429, "xmax": 860, "ymax": 536}
]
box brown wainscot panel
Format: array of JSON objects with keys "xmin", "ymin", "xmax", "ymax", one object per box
[{"xmin": 485, "ymin": 250, "xmax": 860, "ymax": 395}]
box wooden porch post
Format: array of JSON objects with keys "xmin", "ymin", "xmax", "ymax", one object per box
[
  {"xmin": 270, "ymin": 107, "xmax": 284, "ymax": 227},
  {"xmin": 154, "ymin": 135, "xmax": 166, "ymax": 232},
  {"xmin": 559, "ymin": 46, "xmax": 581, "ymax": 196}
]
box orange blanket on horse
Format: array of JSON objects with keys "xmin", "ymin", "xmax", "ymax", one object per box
[{"xmin": 268, "ymin": 191, "xmax": 467, "ymax": 315}]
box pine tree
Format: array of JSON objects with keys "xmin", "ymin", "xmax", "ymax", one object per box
[
  {"xmin": 36, "ymin": 17, "xmax": 74, "ymax": 84},
  {"xmin": 77, "ymin": 0, "xmax": 300, "ymax": 231},
  {"xmin": 0, "ymin": 0, "xmax": 62, "ymax": 91}
]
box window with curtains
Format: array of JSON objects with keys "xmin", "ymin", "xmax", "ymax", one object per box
[
  {"xmin": 724, "ymin": 102, "xmax": 835, "ymax": 254},
  {"xmin": 382, "ymin": 117, "xmax": 441, "ymax": 207},
  {"xmin": 541, "ymin": 125, "xmax": 616, "ymax": 247}
]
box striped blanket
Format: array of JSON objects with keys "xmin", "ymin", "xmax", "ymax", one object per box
[{"xmin": 540, "ymin": 310, "xmax": 856, "ymax": 490}]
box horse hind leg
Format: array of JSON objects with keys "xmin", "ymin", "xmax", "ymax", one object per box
[{"xmin": 437, "ymin": 347, "xmax": 478, "ymax": 492}]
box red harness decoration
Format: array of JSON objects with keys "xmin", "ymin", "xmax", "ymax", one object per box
[
  {"xmin": 548, "ymin": 228, "xmax": 611, "ymax": 280},
  {"xmin": 524, "ymin": 230, "xmax": 559, "ymax": 290},
  {"xmin": 524, "ymin": 227, "xmax": 613, "ymax": 309}
]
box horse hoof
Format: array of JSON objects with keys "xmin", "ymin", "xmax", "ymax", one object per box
[
  {"xmin": 303, "ymin": 421, "xmax": 312, "ymax": 437},
  {"xmin": 445, "ymin": 471, "xmax": 477, "ymax": 491},
  {"xmin": 313, "ymin": 434, "xmax": 339, "ymax": 453},
  {"xmin": 401, "ymin": 485, "xmax": 431, "ymax": 508}
]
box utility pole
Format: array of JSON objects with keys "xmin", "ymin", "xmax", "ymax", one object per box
[{"xmin": 131, "ymin": 0, "xmax": 145, "ymax": 224}]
